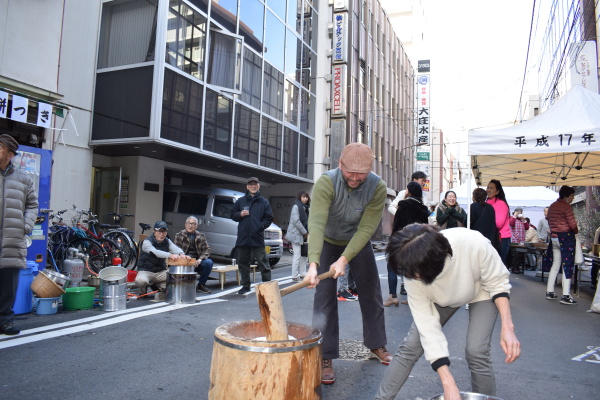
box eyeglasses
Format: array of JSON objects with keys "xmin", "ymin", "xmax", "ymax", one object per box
[{"xmin": 186, "ymin": 222, "xmax": 197, "ymax": 225}]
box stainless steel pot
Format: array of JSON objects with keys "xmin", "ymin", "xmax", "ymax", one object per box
[
  {"xmin": 87, "ymin": 275, "xmax": 101, "ymax": 287},
  {"xmin": 42, "ymin": 269, "xmax": 71, "ymax": 289},
  {"xmin": 168, "ymin": 265, "xmax": 195, "ymax": 274}
]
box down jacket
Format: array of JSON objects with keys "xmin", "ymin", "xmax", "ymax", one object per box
[
  {"xmin": 231, "ymin": 190, "xmax": 274, "ymax": 247},
  {"xmin": 1, "ymin": 163, "xmax": 38, "ymax": 269},
  {"xmin": 547, "ymin": 198, "xmax": 578, "ymax": 237}
]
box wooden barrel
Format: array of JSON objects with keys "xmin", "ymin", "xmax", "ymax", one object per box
[{"xmin": 209, "ymin": 320, "xmax": 322, "ymax": 400}]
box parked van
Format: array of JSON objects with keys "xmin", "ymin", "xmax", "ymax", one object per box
[{"xmin": 162, "ymin": 186, "xmax": 283, "ymax": 266}]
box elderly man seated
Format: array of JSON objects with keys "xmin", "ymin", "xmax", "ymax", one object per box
[
  {"xmin": 135, "ymin": 221, "xmax": 189, "ymax": 301},
  {"xmin": 173, "ymin": 216, "xmax": 214, "ymax": 294}
]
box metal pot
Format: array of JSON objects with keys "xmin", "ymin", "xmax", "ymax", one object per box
[
  {"xmin": 42, "ymin": 269, "xmax": 71, "ymax": 289},
  {"xmin": 430, "ymin": 392, "xmax": 502, "ymax": 400},
  {"xmin": 87, "ymin": 275, "xmax": 101, "ymax": 287},
  {"xmin": 168, "ymin": 265, "xmax": 195, "ymax": 274},
  {"xmin": 99, "ymin": 266, "xmax": 128, "ymax": 284}
]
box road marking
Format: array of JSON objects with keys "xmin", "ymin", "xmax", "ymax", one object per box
[
  {"xmin": 571, "ymin": 346, "xmax": 600, "ymax": 364},
  {"xmin": 0, "ymin": 276, "xmax": 295, "ymax": 350}
]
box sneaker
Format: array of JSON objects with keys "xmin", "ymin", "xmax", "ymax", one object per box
[
  {"xmin": 197, "ymin": 284, "xmax": 212, "ymax": 294},
  {"xmin": 337, "ymin": 289, "xmax": 357, "ymax": 301},
  {"xmin": 546, "ymin": 291, "xmax": 558, "ymax": 300},
  {"xmin": 237, "ymin": 286, "xmax": 251, "ymax": 295},
  {"xmin": 370, "ymin": 347, "xmax": 393, "ymax": 365},
  {"xmin": 348, "ymin": 287, "xmax": 358, "ymax": 298},
  {"xmin": 0, "ymin": 323, "xmax": 20, "ymax": 336},
  {"xmin": 400, "ymin": 285, "xmax": 407, "ymax": 296},
  {"xmin": 292, "ymin": 276, "xmax": 301, "ymax": 282},
  {"xmin": 321, "ymin": 359, "xmax": 335, "ymax": 384},
  {"xmin": 560, "ymin": 295, "xmax": 577, "ymax": 305}
]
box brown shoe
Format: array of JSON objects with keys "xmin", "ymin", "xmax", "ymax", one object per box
[
  {"xmin": 370, "ymin": 347, "xmax": 393, "ymax": 365},
  {"xmin": 321, "ymin": 358, "xmax": 335, "ymax": 384}
]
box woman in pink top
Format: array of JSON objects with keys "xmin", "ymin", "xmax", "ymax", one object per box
[{"xmin": 486, "ymin": 179, "xmax": 511, "ymax": 266}]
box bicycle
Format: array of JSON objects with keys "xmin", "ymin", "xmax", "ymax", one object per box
[
  {"xmin": 71, "ymin": 207, "xmax": 138, "ymax": 269},
  {"xmin": 47, "ymin": 210, "xmax": 108, "ymax": 273}
]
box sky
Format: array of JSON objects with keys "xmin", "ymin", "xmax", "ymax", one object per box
[{"xmin": 381, "ymin": 0, "xmax": 540, "ymax": 159}]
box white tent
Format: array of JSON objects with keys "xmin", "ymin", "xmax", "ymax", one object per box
[{"xmin": 469, "ymin": 85, "xmax": 600, "ymax": 187}]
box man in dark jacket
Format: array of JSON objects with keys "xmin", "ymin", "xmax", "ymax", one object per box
[
  {"xmin": 134, "ymin": 221, "xmax": 188, "ymax": 301},
  {"xmin": 0, "ymin": 134, "xmax": 38, "ymax": 335},
  {"xmin": 231, "ymin": 177, "xmax": 273, "ymax": 295}
]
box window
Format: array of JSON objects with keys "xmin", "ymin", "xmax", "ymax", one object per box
[
  {"xmin": 284, "ymin": 80, "xmax": 298, "ymax": 126},
  {"xmin": 261, "ymin": 116, "xmax": 282, "ymax": 170},
  {"xmin": 233, "ymin": 103, "xmax": 260, "ymax": 164},
  {"xmin": 207, "ymin": 28, "xmax": 242, "ymax": 92},
  {"xmin": 262, "ymin": 62, "xmax": 284, "ymax": 120},
  {"xmin": 166, "ymin": 1, "xmax": 207, "ymax": 80},
  {"xmin": 241, "ymin": 47, "xmax": 262, "ymax": 109},
  {"xmin": 282, "ymin": 127, "xmax": 298, "ymax": 174},
  {"xmin": 161, "ymin": 68, "xmax": 204, "ymax": 147},
  {"xmin": 203, "ymin": 89, "xmax": 232, "ymax": 156},
  {"xmin": 98, "ymin": 0, "xmax": 158, "ymax": 69},
  {"xmin": 178, "ymin": 193, "xmax": 209, "ymax": 215},
  {"xmin": 213, "ymin": 196, "xmax": 235, "ymax": 219},
  {"xmin": 264, "ymin": 10, "xmax": 285, "ymax": 71},
  {"xmin": 299, "ymin": 134, "xmax": 314, "ymax": 179},
  {"xmin": 239, "ymin": 0, "xmax": 264, "ymax": 53}
]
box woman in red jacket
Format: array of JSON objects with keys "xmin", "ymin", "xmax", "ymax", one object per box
[
  {"xmin": 486, "ymin": 179, "xmax": 511, "ymax": 266},
  {"xmin": 545, "ymin": 185, "xmax": 578, "ymax": 305}
]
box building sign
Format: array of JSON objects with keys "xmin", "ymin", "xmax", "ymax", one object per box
[
  {"xmin": 331, "ymin": 64, "xmax": 347, "ymax": 118},
  {"xmin": 0, "ymin": 89, "xmax": 60, "ymax": 128},
  {"xmin": 330, "ymin": 120, "xmax": 346, "ymax": 166},
  {"xmin": 417, "ymin": 151, "xmax": 430, "ymax": 161},
  {"xmin": 418, "ymin": 59, "xmax": 430, "ymax": 73},
  {"xmin": 333, "ymin": 0, "xmax": 348, "ymax": 11},
  {"xmin": 10, "ymin": 95, "xmax": 28, "ymax": 123},
  {"xmin": 417, "ymin": 75, "xmax": 430, "ymax": 144},
  {"xmin": 333, "ymin": 13, "xmax": 348, "ymax": 64},
  {"xmin": 568, "ymin": 41, "xmax": 599, "ymax": 93}
]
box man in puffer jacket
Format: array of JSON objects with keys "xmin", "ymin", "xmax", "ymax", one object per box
[
  {"xmin": 0, "ymin": 135, "xmax": 38, "ymax": 335},
  {"xmin": 231, "ymin": 177, "xmax": 274, "ymax": 295}
]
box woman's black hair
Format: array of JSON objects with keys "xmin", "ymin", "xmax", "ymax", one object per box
[
  {"xmin": 386, "ymin": 224, "xmax": 453, "ymax": 284},
  {"xmin": 488, "ymin": 179, "xmax": 509, "ymax": 208},
  {"xmin": 473, "ymin": 188, "xmax": 487, "ymax": 204},
  {"xmin": 558, "ymin": 185, "xmax": 575, "ymax": 199},
  {"xmin": 296, "ymin": 190, "xmax": 311, "ymax": 203}
]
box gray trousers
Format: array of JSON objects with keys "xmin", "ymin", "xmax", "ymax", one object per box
[
  {"xmin": 312, "ymin": 242, "xmax": 386, "ymax": 359},
  {"xmin": 376, "ymin": 300, "xmax": 499, "ymax": 399}
]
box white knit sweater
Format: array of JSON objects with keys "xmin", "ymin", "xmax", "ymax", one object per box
[{"xmin": 404, "ymin": 228, "xmax": 511, "ymax": 364}]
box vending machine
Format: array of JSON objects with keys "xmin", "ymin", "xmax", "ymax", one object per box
[{"xmin": 11, "ymin": 145, "xmax": 52, "ymax": 267}]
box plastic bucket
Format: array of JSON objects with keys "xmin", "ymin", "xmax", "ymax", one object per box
[
  {"xmin": 33, "ymin": 296, "xmax": 61, "ymax": 315},
  {"xmin": 127, "ymin": 270, "xmax": 138, "ymax": 282},
  {"xmin": 99, "ymin": 266, "xmax": 127, "ymax": 284},
  {"xmin": 14, "ymin": 264, "xmax": 36, "ymax": 315},
  {"xmin": 100, "ymin": 282, "xmax": 127, "ymax": 311},
  {"xmin": 62, "ymin": 287, "xmax": 95, "ymax": 310},
  {"xmin": 28, "ymin": 260, "xmax": 40, "ymax": 276}
]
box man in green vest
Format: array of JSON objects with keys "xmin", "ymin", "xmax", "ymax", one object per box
[{"xmin": 306, "ymin": 142, "xmax": 392, "ymax": 384}]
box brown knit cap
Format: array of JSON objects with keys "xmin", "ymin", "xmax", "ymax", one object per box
[{"xmin": 339, "ymin": 143, "xmax": 373, "ymax": 173}]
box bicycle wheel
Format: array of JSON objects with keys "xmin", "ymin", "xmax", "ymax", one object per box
[
  {"xmin": 68, "ymin": 238, "xmax": 108, "ymax": 274},
  {"xmin": 96, "ymin": 238, "xmax": 122, "ymax": 267},
  {"xmin": 104, "ymin": 231, "xmax": 138, "ymax": 269}
]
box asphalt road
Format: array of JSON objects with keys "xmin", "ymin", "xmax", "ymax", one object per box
[{"xmin": 1, "ymin": 251, "xmax": 599, "ymax": 400}]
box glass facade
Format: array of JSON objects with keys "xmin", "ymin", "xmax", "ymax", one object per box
[{"xmin": 93, "ymin": 0, "xmax": 316, "ymax": 181}]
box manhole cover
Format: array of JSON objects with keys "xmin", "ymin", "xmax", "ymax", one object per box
[{"xmin": 338, "ymin": 339, "xmax": 372, "ymax": 361}]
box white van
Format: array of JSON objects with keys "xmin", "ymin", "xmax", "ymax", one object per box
[{"xmin": 162, "ymin": 186, "xmax": 283, "ymax": 266}]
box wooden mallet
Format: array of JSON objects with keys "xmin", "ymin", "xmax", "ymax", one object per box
[{"xmin": 255, "ymin": 270, "xmax": 336, "ymax": 341}]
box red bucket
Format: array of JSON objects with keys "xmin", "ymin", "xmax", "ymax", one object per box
[{"xmin": 127, "ymin": 270, "xmax": 138, "ymax": 282}]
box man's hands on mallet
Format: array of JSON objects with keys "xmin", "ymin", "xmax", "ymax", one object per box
[{"xmin": 305, "ymin": 256, "xmax": 348, "ymax": 288}]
